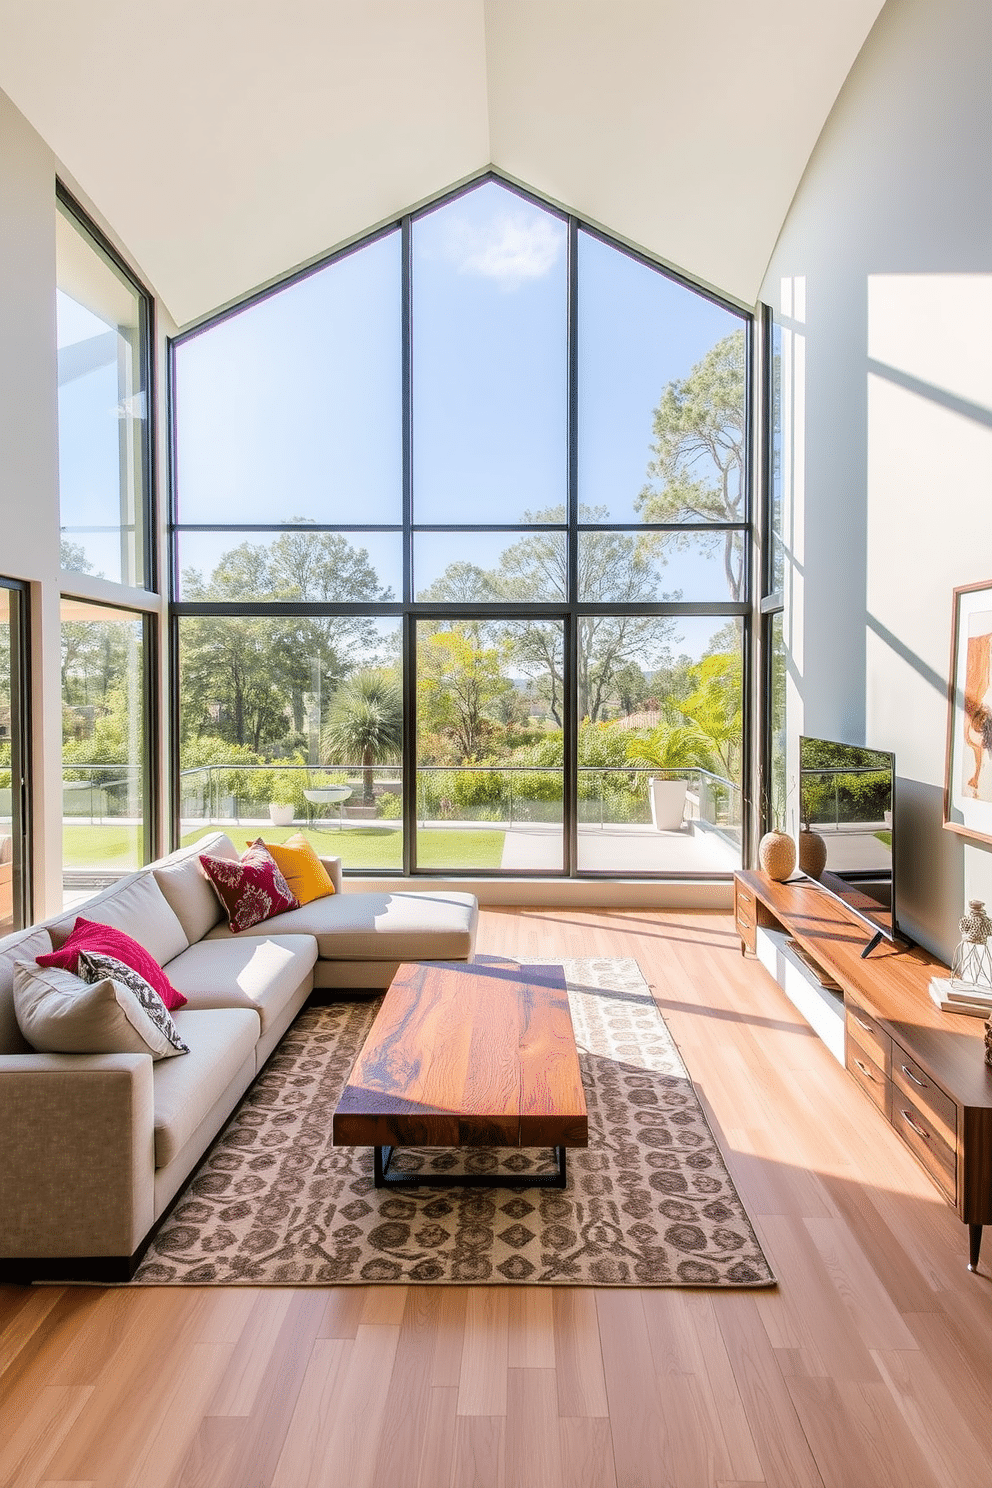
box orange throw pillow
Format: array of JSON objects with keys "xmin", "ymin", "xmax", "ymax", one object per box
[{"xmin": 262, "ymin": 834, "xmax": 336, "ymax": 905}]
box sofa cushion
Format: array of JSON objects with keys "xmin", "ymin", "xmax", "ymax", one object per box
[
  {"xmin": 203, "ymin": 888, "xmax": 478, "ymax": 963},
  {"xmin": 13, "ymin": 959, "xmax": 188, "ymax": 1060},
  {"xmin": 261, "ymin": 835, "xmax": 336, "ymax": 905},
  {"xmin": 37, "ymin": 918, "xmax": 186, "ymax": 1012},
  {"xmin": 0, "ymin": 926, "xmax": 54, "ymax": 1054},
  {"xmin": 164, "ymin": 934, "xmax": 317, "ymax": 1033},
  {"xmin": 152, "ymin": 1007, "xmax": 260, "ymax": 1167},
  {"xmin": 154, "ymin": 853, "xmax": 228, "ymax": 945},
  {"xmin": 46, "ymin": 873, "xmax": 190, "ymax": 969},
  {"xmin": 200, "ymin": 842, "xmax": 299, "ymax": 932}
]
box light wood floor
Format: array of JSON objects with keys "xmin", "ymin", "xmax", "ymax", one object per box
[{"xmin": 3, "ymin": 906, "xmax": 992, "ymax": 1488}]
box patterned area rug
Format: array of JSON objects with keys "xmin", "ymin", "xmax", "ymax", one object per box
[{"xmin": 134, "ymin": 959, "xmax": 775, "ymax": 1287}]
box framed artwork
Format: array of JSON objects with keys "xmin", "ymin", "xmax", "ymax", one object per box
[{"xmin": 944, "ymin": 578, "xmax": 992, "ymax": 846}]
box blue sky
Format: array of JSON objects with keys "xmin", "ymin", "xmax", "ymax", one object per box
[{"xmin": 168, "ymin": 180, "xmax": 746, "ymax": 641}]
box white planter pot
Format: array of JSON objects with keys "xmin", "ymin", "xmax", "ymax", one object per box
[
  {"xmin": 268, "ymin": 803, "xmax": 295, "ymax": 826},
  {"xmin": 648, "ymin": 778, "xmax": 688, "ymax": 832}
]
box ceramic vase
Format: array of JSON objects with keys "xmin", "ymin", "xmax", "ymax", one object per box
[
  {"xmin": 798, "ymin": 828, "xmax": 828, "ymax": 879},
  {"xmin": 758, "ymin": 830, "xmax": 796, "ymax": 882}
]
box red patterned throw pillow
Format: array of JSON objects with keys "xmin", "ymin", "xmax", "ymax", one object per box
[
  {"xmin": 37, "ymin": 917, "xmax": 187, "ymax": 1011},
  {"xmin": 199, "ymin": 840, "xmax": 299, "ymax": 933}
]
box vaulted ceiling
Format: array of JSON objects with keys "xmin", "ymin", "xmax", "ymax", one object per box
[{"xmin": 0, "ymin": 0, "xmax": 886, "ymax": 327}]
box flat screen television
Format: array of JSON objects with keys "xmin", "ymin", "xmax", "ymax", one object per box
[{"xmin": 798, "ymin": 736, "xmax": 899, "ymax": 956}]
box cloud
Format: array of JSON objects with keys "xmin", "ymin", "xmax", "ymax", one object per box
[{"xmin": 443, "ymin": 212, "xmax": 563, "ymax": 291}]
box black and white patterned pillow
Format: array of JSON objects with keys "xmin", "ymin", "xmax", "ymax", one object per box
[{"xmin": 77, "ymin": 950, "xmax": 189, "ymax": 1058}]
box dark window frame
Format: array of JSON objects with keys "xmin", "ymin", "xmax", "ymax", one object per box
[{"xmin": 169, "ymin": 171, "xmax": 753, "ymax": 879}]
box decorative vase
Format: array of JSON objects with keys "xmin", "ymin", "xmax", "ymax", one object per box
[
  {"xmin": 952, "ymin": 899, "xmax": 992, "ymax": 989},
  {"xmin": 798, "ymin": 828, "xmax": 828, "ymax": 879},
  {"xmin": 758, "ymin": 830, "xmax": 796, "ymax": 882},
  {"xmin": 268, "ymin": 802, "xmax": 295, "ymax": 826}
]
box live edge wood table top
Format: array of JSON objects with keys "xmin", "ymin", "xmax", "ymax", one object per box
[{"xmin": 332, "ymin": 960, "xmax": 588, "ymax": 1188}]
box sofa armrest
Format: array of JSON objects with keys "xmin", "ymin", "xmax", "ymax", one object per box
[
  {"xmin": 0, "ymin": 1052, "xmax": 155, "ymax": 1263},
  {"xmin": 317, "ymin": 855, "xmax": 343, "ymax": 894}
]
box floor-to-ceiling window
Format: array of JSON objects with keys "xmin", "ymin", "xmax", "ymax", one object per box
[
  {"xmin": 0, "ymin": 580, "xmax": 30, "ymax": 929},
  {"xmin": 56, "ymin": 190, "xmax": 158, "ymax": 900},
  {"xmin": 172, "ymin": 176, "xmax": 750, "ymax": 877}
]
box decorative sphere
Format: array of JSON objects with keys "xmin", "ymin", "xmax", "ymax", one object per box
[
  {"xmin": 799, "ymin": 828, "xmax": 828, "ymax": 879},
  {"xmin": 758, "ymin": 831, "xmax": 797, "ymax": 881}
]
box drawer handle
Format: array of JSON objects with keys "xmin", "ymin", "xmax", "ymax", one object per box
[
  {"xmin": 854, "ymin": 1058, "xmax": 878, "ymax": 1083},
  {"xmin": 738, "ymin": 915, "xmax": 752, "ymax": 931},
  {"xmin": 900, "ymin": 1064, "xmax": 926, "ymax": 1089},
  {"xmin": 900, "ymin": 1110, "xmax": 929, "ymax": 1140},
  {"xmin": 853, "ymin": 1015, "xmax": 873, "ymax": 1033}
]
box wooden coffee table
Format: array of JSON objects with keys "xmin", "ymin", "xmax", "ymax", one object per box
[{"xmin": 332, "ymin": 960, "xmax": 588, "ymax": 1189}]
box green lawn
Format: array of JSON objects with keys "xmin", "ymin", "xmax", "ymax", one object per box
[
  {"xmin": 63, "ymin": 819, "xmax": 505, "ymax": 872},
  {"xmin": 179, "ymin": 823, "xmax": 506, "ymax": 870}
]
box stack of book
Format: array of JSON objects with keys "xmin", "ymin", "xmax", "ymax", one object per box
[{"xmin": 929, "ymin": 976, "xmax": 992, "ymax": 1018}]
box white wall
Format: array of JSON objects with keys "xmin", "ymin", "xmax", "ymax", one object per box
[
  {"xmin": 762, "ymin": 0, "xmax": 992, "ymax": 957},
  {"xmin": 0, "ymin": 91, "xmax": 173, "ymax": 918}
]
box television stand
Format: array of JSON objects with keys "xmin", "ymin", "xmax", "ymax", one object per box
[{"xmin": 735, "ymin": 869, "xmax": 992, "ymax": 1271}]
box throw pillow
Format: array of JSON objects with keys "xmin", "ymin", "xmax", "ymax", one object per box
[
  {"xmin": 78, "ymin": 950, "xmax": 189, "ymax": 1058},
  {"xmin": 13, "ymin": 960, "xmax": 189, "ymax": 1060},
  {"xmin": 199, "ymin": 839, "xmax": 299, "ymax": 932},
  {"xmin": 36, "ymin": 917, "xmax": 186, "ymax": 1011},
  {"xmin": 259, "ymin": 834, "xmax": 335, "ymax": 905}
]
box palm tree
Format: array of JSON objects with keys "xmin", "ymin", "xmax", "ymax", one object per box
[
  {"xmin": 626, "ymin": 719, "xmax": 714, "ymax": 774},
  {"xmin": 321, "ymin": 671, "xmax": 403, "ymax": 806}
]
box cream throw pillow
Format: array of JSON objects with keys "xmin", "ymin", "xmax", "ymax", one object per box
[{"xmin": 13, "ymin": 956, "xmax": 189, "ymax": 1060}]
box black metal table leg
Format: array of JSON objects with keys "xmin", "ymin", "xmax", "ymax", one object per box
[{"xmin": 372, "ymin": 1145, "xmax": 568, "ymax": 1189}]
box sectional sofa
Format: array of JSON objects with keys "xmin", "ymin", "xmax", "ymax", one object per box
[{"xmin": 0, "ymin": 830, "xmax": 478, "ymax": 1280}]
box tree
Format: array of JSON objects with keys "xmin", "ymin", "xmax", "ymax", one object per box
[
  {"xmin": 417, "ymin": 625, "xmax": 514, "ymax": 763},
  {"xmin": 626, "ymin": 719, "xmax": 714, "ymax": 774},
  {"xmin": 322, "ymin": 670, "xmax": 403, "ymax": 805},
  {"xmin": 423, "ymin": 506, "xmax": 674, "ymax": 724},
  {"xmin": 179, "ymin": 523, "xmax": 392, "ymax": 758},
  {"xmin": 637, "ymin": 330, "xmax": 746, "ymax": 601}
]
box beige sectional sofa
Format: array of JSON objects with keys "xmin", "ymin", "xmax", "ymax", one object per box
[{"xmin": 0, "ymin": 830, "xmax": 477, "ymax": 1280}]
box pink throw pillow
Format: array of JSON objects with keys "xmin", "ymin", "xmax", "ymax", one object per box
[
  {"xmin": 199, "ymin": 840, "xmax": 299, "ymax": 933},
  {"xmin": 37, "ymin": 917, "xmax": 187, "ymax": 1011}
]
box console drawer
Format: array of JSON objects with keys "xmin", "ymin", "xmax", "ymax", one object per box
[
  {"xmin": 893, "ymin": 1093, "xmax": 957, "ymax": 1203},
  {"xmin": 734, "ymin": 880, "xmax": 757, "ymax": 954},
  {"xmin": 892, "ymin": 1050, "xmax": 957, "ymax": 1152},
  {"xmin": 845, "ymin": 1000, "xmax": 891, "ymax": 1078},
  {"xmin": 847, "ymin": 1041, "xmax": 889, "ymax": 1118}
]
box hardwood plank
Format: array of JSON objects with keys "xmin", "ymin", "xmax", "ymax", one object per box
[
  {"xmin": 430, "ymin": 1287, "xmax": 468, "ymax": 1388},
  {"xmin": 269, "ymin": 1338, "xmax": 351, "ymax": 1488},
  {"xmin": 0, "ymin": 1286, "xmax": 68, "ymax": 1380},
  {"xmin": 207, "ymin": 1290, "xmax": 295, "ymax": 1416},
  {"xmin": 507, "ymin": 1287, "xmax": 555, "ymax": 1369},
  {"xmin": 553, "ymin": 1289, "xmax": 609, "ymax": 1417},
  {"xmin": 450, "ymin": 1415, "xmax": 505, "ymax": 1488},
  {"xmin": 716, "ymin": 1296, "xmax": 825, "ymax": 1488},
  {"xmin": 558, "ymin": 1418, "xmax": 618, "ymax": 1488},
  {"xmin": 803, "ymin": 1217, "xmax": 918, "ymax": 1352},
  {"xmin": 370, "ymin": 1289, "xmax": 444, "ymax": 1488},
  {"xmin": 415, "ymin": 1386, "xmax": 458, "ymax": 1488},
  {"xmin": 0, "ymin": 1384, "xmax": 92, "ymax": 1488},
  {"xmin": 596, "ymin": 1290, "xmax": 661, "ymax": 1488},
  {"xmin": 868, "ymin": 1345, "xmax": 992, "ymax": 1488},
  {"xmin": 457, "ymin": 1288, "xmax": 509, "ymax": 1417},
  {"xmin": 785, "ymin": 1376, "xmax": 941, "ymax": 1488},
  {"xmin": 276, "ymin": 1322, "xmax": 400, "ymax": 1488},
  {"xmin": 506, "ymin": 1368, "xmax": 563, "ymax": 1488}
]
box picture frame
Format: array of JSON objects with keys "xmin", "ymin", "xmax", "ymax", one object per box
[{"xmin": 944, "ymin": 578, "xmax": 992, "ymax": 846}]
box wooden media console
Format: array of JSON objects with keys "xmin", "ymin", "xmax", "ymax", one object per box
[{"xmin": 735, "ymin": 869, "xmax": 992, "ymax": 1270}]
